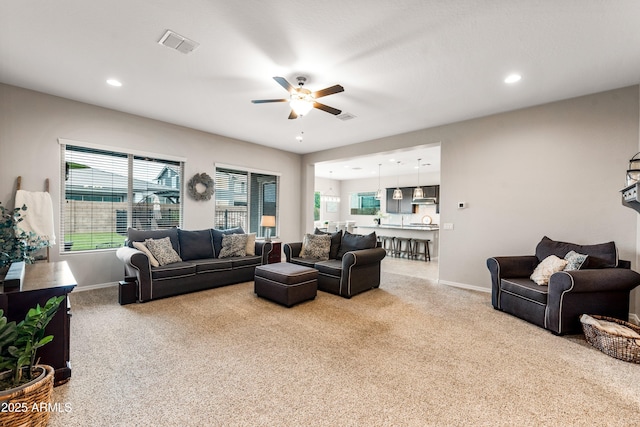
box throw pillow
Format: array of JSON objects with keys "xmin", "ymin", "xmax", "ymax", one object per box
[
  {"xmin": 563, "ymin": 250, "xmax": 588, "ymax": 271},
  {"xmin": 300, "ymin": 233, "xmax": 331, "ymax": 260},
  {"xmin": 211, "ymin": 227, "xmax": 245, "ymax": 257},
  {"xmin": 530, "ymin": 255, "xmax": 568, "ymax": 286},
  {"xmin": 132, "ymin": 241, "xmax": 160, "ymax": 267},
  {"xmin": 144, "ymin": 237, "xmax": 182, "ymax": 266},
  {"xmin": 336, "ymin": 231, "xmax": 377, "ymax": 258},
  {"xmin": 178, "ymin": 229, "xmax": 214, "ymax": 261},
  {"xmin": 245, "ymin": 233, "xmax": 256, "ymax": 256},
  {"xmin": 219, "ymin": 233, "xmax": 248, "ymax": 258},
  {"xmin": 314, "ymin": 228, "xmax": 342, "ymax": 259}
]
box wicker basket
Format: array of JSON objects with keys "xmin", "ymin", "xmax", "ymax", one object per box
[
  {"xmin": 0, "ymin": 364, "xmax": 55, "ymax": 427},
  {"xmin": 581, "ymin": 315, "xmax": 640, "ymax": 363}
]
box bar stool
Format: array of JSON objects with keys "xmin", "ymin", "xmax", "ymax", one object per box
[
  {"xmin": 378, "ymin": 236, "xmax": 395, "ymax": 255},
  {"xmin": 411, "ymin": 238, "xmax": 431, "ymax": 261},
  {"xmin": 394, "ymin": 237, "xmax": 413, "ymax": 258}
]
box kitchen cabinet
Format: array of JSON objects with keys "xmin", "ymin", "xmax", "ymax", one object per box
[{"xmin": 385, "ymin": 188, "xmax": 418, "ymax": 214}]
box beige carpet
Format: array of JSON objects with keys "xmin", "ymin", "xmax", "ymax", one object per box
[{"xmin": 49, "ymin": 272, "xmax": 640, "ymax": 426}]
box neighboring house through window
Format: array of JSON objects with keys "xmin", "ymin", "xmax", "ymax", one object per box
[
  {"xmin": 60, "ymin": 140, "xmax": 183, "ymax": 252},
  {"xmin": 214, "ymin": 166, "xmax": 279, "ymax": 238}
]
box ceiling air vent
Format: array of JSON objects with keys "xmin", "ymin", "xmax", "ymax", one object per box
[
  {"xmin": 337, "ymin": 112, "xmax": 356, "ymax": 121},
  {"xmin": 158, "ymin": 30, "xmax": 199, "ymax": 54}
]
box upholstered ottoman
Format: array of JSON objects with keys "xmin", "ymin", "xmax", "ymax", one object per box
[{"xmin": 254, "ymin": 263, "xmax": 318, "ymax": 307}]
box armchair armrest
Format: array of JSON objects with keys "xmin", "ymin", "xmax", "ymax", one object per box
[
  {"xmin": 342, "ymin": 247, "xmax": 387, "ymax": 269},
  {"xmin": 487, "ymin": 255, "xmax": 539, "ymax": 309},
  {"xmin": 549, "ymin": 268, "xmax": 640, "ymax": 294},
  {"xmin": 487, "ymin": 256, "xmax": 539, "ymax": 278},
  {"xmin": 283, "ymin": 242, "xmax": 302, "ymax": 262},
  {"xmin": 546, "ymin": 267, "xmax": 640, "ymax": 334}
]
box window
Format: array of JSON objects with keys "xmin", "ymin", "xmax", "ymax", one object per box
[
  {"xmin": 349, "ymin": 192, "xmax": 381, "ymax": 215},
  {"xmin": 214, "ymin": 166, "xmax": 279, "ymax": 238},
  {"xmin": 61, "ymin": 143, "xmax": 183, "ymax": 252}
]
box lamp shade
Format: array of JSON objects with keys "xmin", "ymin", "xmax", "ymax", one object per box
[{"xmin": 260, "ymin": 215, "xmax": 276, "ymax": 227}]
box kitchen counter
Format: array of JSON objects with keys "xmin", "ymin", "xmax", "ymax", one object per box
[
  {"xmin": 356, "ymin": 224, "xmax": 439, "ymax": 259},
  {"xmin": 358, "ymin": 224, "xmax": 439, "ymax": 231}
]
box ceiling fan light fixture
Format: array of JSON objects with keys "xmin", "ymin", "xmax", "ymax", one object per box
[{"xmin": 290, "ymin": 96, "xmax": 313, "ymax": 116}]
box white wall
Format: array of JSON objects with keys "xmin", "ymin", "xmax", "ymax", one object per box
[
  {"xmin": 304, "ymin": 86, "xmax": 640, "ymax": 315},
  {"xmin": 0, "ymin": 84, "xmax": 303, "ymax": 288}
]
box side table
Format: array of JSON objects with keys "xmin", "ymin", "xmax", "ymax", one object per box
[
  {"xmin": 0, "ymin": 261, "xmax": 76, "ymax": 386},
  {"xmin": 268, "ymin": 241, "xmax": 282, "ymax": 263}
]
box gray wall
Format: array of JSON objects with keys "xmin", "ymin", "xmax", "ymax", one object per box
[
  {"xmin": 0, "ymin": 83, "xmax": 303, "ymax": 288},
  {"xmin": 304, "ymin": 86, "xmax": 640, "ymax": 316}
]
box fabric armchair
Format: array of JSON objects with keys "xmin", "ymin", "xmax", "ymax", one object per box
[
  {"xmin": 487, "ymin": 237, "xmax": 640, "ymax": 335},
  {"xmin": 284, "ymin": 230, "xmax": 386, "ymax": 298}
]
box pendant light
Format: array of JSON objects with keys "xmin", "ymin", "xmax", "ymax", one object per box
[
  {"xmin": 375, "ymin": 163, "xmax": 383, "ymax": 199},
  {"xmin": 413, "ymin": 158, "xmax": 424, "ymax": 200},
  {"xmin": 392, "ymin": 161, "xmax": 403, "ymax": 200}
]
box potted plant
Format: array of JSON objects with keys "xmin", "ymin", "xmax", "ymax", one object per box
[
  {"xmin": 0, "ymin": 202, "xmax": 48, "ymax": 271},
  {"xmin": 0, "ymin": 296, "xmax": 64, "ymax": 426}
]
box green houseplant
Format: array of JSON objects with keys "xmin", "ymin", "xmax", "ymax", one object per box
[
  {"xmin": 0, "ymin": 296, "xmax": 64, "ymax": 426},
  {"xmin": 0, "ymin": 295, "xmax": 64, "ymax": 389},
  {"xmin": 0, "ymin": 201, "xmax": 48, "ymax": 271}
]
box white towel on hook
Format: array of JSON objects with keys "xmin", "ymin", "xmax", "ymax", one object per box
[{"xmin": 14, "ymin": 189, "xmax": 56, "ymax": 246}]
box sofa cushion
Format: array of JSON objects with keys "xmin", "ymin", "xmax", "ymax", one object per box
[
  {"xmin": 314, "ymin": 259, "xmax": 343, "ymax": 277},
  {"xmin": 314, "ymin": 228, "xmax": 342, "ymax": 259},
  {"xmin": 288, "ymin": 257, "xmax": 318, "ymax": 269},
  {"xmin": 127, "ymin": 227, "xmax": 179, "ymax": 253},
  {"xmin": 530, "ymin": 255, "xmax": 567, "ymax": 285},
  {"xmin": 501, "ymin": 278, "xmax": 548, "ymax": 304},
  {"xmin": 145, "ymin": 237, "xmax": 183, "ymax": 266},
  {"xmin": 300, "ymin": 233, "xmax": 331, "ymax": 260},
  {"xmin": 190, "ymin": 258, "xmax": 233, "ymax": 273},
  {"xmin": 231, "ymin": 255, "xmax": 262, "ymax": 268},
  {"xmin": 178, "ymin": 229, "xmax": 214, "ymax": 261},
  {"xmin": 150, "ymin": 261, "xmax": 196, "ymax": 280},
  {"xmin": 212, "ymin": 227, "xmax": 244, "ymax": 257},
  {"xmin": 535, "ymin": 236, "xmax": 617, "ymax": 268},
  {"xmin": 336, "ymin": 231, "xmax": 377, "ymax": 258},
  {"xmin": 219, "ymin": 234, "xmax": 248, "ymax": 258}
]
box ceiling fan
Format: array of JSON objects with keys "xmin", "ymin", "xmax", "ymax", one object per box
[{"xmin": 251, "ymin": 76, "xmax": 344, "ymax": 119}]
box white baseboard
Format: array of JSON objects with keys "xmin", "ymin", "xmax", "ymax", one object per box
[
  {"xmin": 439, "ymin": 279, "xmax": 491, "ymax": 294},
  {"xmin": 73, "ymin": 281, "xmax": 118, "ymax": 292}
]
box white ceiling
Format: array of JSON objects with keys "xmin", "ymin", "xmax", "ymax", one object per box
[{"xmin": 2, "ymin": 1, "xmax": 640, "ymax": 178}]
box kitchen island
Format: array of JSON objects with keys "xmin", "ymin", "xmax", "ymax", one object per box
[{"xmin": 356, "ymin": 224, "xmax": 439, "ymax": 259}]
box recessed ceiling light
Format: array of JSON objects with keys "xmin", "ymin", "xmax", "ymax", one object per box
[
  {"xmin": 106, "ymin": 79, "xmax": 122, "ymax": 87},
  {"xmin": 504, "ymin": 74, "xmax": 522, "ymax": 84}
]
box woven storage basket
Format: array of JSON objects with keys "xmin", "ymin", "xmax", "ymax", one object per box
[
  {"xmin": 0, "ymin": 364, "xmax": 55, "ymax": 427},
  {"xmin": 581, "ymin": 315, "xmax": 640, "ymax": 363}
]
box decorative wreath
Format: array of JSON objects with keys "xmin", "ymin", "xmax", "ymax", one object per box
[{"xmin": 187, "ymin": 172, "xmax": 214, "ymax": 201}]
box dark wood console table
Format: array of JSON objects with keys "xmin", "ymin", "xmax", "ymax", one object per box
[{"xmin": 0, "ymin": 261, "xmax": 76, "ymax": 386}]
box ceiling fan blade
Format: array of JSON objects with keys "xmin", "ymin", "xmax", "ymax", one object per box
[
  {"xmin": 313, "ymin": 102, "xmax": 342, "ymax": 116},
  {"xmin": 288, "ymin": 110, "xmax": 298, "ymax": 120},
  {"xmin": 273, "ymin": 76, "xmax": 295, "ymax": 93},
  {"xmin": 251, "ymin": 99, "xmax": 288, "ymax": 104},
  {"xmin": 313, "ymin": 85, "xmax": 344, "ymax": 99}
]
